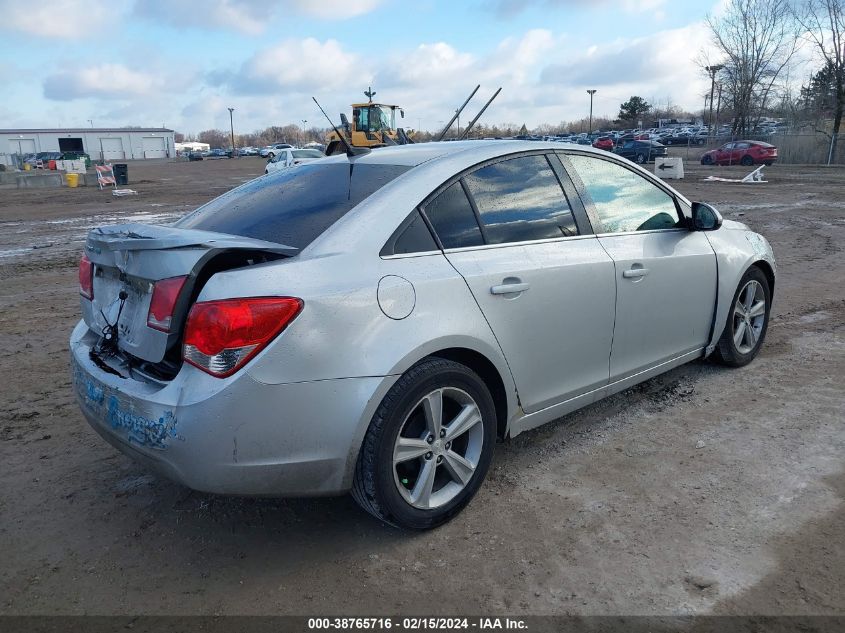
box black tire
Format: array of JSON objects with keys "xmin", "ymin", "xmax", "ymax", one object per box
[
  {"xmin": 764, "ymin": 161, "xmax": 773, "ymax": 166},
  {"xmin": 636, "ymin": 153, "xmax": 647, "ymax": 164},
  {"xmin": 740, "ymin": 155, "xmax": 754, "ymax": 166},
  {"xmin": 267, "ymin": 152, "xmax": 275, "ymax": 159},
  {"xmin": 701, "ymin": 154, "xmax": 714, "ymax": 165},
  {"xmin": 713, "ymin": 266, "xmax": 771, "ymax": 367},
  {"xmin": 351, "ymin": 357, "xmax": 497, "ymax": 530}
]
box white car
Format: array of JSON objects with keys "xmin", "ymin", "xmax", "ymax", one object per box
[{"xmin": 264, "ymin": 148, "xmax": 325, "ymax": 174}]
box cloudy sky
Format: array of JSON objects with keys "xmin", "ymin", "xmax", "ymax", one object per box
[{"xmin": 1, "ymin": 0, "xmax": 739, "ymax": 134}]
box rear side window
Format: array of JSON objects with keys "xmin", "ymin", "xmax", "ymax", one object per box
[
  {"xmin": 567, "ymin": 155, "xmax": 681, "ymax": 233},
  {"xmin": 423, "ymin": 182, "xmax": 484, "ymax": 249},
  {"xmin": 463, "ymin": 155, "xmax": 578, "ymax": 244},
  {"xmin": 176, "ymin": 163, "xmax": 411, "ymax": 249}
]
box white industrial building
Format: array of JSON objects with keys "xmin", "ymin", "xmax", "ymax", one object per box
[{"xmin": 0, "ymin": 128, "xmax": 175, "ymax": 166}]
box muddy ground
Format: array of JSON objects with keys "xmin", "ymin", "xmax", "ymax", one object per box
[{"xmin": 1, "ymin": 155, "xmax": 843, "ymax": 616}]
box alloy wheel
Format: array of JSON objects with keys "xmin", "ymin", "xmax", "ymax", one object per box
[
  {"xmin": 392, "ymin": 387, "xmax": 484, "ymax": 510},
  {"xmin": 732, "ymin": 280, "xmax": 766, "ymax": 354}
]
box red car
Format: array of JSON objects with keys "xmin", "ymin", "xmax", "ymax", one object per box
[
  {"xmin": 701, "ymin": 140, "xmax": 778, "ymax": 166},
  {"xmin": 592, "ymin": 136, "xmax": 615, "ymax": 151}
]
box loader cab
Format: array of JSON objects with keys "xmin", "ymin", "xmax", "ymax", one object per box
[{"xmin": 352, "ymin": 103, "xmax": 399, "ymax": 138}]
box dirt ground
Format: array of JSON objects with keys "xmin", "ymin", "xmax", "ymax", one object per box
[{"xmin": 0, "ymin": 154, "xmax": 843, "ymax": 617}]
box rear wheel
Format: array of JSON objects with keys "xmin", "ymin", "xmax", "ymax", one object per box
[
  {"xmin": 740, "ymin": 155, "xmax": 754, "ymax": 166},
  {"xmin": 713, "ymin": 267, "xmax": 771, "ymax": 367},
  {"xmin": 636, "ymin": 153, "xmax": 647, "ymax": 164},
  {"xmin": 352, "ymin": 358, "xmax": 496, "ymax": 530}
]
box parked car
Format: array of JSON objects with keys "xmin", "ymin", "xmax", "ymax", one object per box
[
  {"xmin": 238, "ymin": 147, "xmax": 259, "ymax": 156},
  {"xmin": 71, "ymin": 140, "xmax": 775, "ymax": 529},
  {"xmin": 614, "ymin": 139, "xmax": 668, "ymax": 164},
  {"xmin": 206, "ymin": 148, "xmax": 231, "ymax": 159},
  {"xmin": 701, "ymin": 141, "xmax": 778, "ymax": 166},
  {"xmin": 259, "ymin": 143, "xmax": 293, "ymax": 158},
  {"xmin": 264, "ymin": 148, "xmax": 324, "ymax": 174},
  {"xmin": 592, "ymin": 136, "xmax": 615, "ymax": 151},
  {"xmin": 660, "ymin": 133, "xmax": 706, "ymax": 146}
]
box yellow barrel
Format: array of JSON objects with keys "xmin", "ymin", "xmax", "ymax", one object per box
[
  {"xmin": 66, "ymin": 173, "xmax": 79, "ymax": 188},
  {"xmin": 23, "ymin": 163, "xmax": 31, "ymax": 171}
]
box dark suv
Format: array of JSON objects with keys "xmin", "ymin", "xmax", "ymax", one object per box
[{"xmin": 614, "ymin": 140, "xmax": 667, "ymax": 164}]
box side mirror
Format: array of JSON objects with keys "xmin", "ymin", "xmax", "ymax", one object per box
[{"xmin": 690, "ymin": 202, "xmax": 723, "ymax": 231}]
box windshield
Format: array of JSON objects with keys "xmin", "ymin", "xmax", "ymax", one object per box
[
  {"xmin": 176, "ymin": 163, "xmax": 411, "ymax": 249},
  {"xmin": 370, "ymin": 106, "xmax": 395, "ymax": 131},
  {"xmin": 291, "ymin": 149, "xmax": 324, "ymax": 159}
]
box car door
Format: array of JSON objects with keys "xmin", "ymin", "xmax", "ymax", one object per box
[
  {"xmin": 422, "ymin": 153, "xmax": 616, "ymax": 413},
  {"xmin": 715, "ymin": 142, "xmax": 733, "ymax": 164},
  {"xmin": 563, "ymin": 153, "xmax": 717, "ymax": 381}
]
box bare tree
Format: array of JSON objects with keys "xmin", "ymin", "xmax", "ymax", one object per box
[
  {"xmin": 793, "ymin": 0, "xmax": 845, "ymax": 159},
  {"xmin": 705, "ymin": 0, "xmax": 800, "ymax": 135}
]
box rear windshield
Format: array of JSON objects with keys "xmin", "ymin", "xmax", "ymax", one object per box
[{"xmin": 176, "ymin": 163, "xmax": 411, "ymax": 249}]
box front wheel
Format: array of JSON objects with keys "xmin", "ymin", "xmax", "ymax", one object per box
[
  {"xmin": 352, "ymin": 358, "xmax": 496, "ymax": 530},
  {"xmin": 701, "ymin": 154, "xmax": 714, "ymax": 165},
  {"xmin": 713, "ymin": 267, "xmax": 771, "ymax": 367}
]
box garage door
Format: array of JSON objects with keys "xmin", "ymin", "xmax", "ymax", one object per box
[
  {"xmin": 142, "ymin": 137, "xmax": 166, "ymax": 159},
  {"xmin": 100, "ymin": 138, "xmax": 124, "ymax": 161}
]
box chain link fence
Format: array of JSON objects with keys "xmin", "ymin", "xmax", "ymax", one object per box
[{"xmin": 666, "ymin": 133, "xmax": 842, "ymax": 165}]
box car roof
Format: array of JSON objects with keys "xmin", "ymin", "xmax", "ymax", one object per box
[{"xmin": 317, "ymin": 139, "xmax": 613, "ymax": 168}]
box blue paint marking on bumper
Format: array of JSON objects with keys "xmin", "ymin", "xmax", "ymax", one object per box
[{"xmin": 72, "ymin": 362, "xmax": 181, "ymax": 451}]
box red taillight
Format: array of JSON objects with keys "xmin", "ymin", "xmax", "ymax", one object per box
[
  {"xmin": 79, "ymin": 254, "xmax": 94, "ymax": 300},
  {"xmin": 147, "ymin": 276, "xmax": 188, "ymax": 332},
  {"xmin": 182, "ymin": 297, "xmax": 302, "ymax": 377}
]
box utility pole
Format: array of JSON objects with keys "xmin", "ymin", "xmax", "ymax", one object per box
[
  {"xmin": 705, "ymin": 64, "xmax": 724, "ymax": 135},
  {"xmin": 587, "ymin": 89, "xmax": 597, "ymax": 134},
  {"xmin": 228, "ymin": 107, "xmax": 236, "ymax": 157}
]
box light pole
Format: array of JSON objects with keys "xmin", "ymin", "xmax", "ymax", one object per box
[
  {"xmin": 705, "ymin": 65, "xmax": 724, "ymax": 135},
  {"xmin": 227, "ymin": 107, "xmax": 236, "ymax": 157},
  {"xmin": 587, "ymin": 89, "xmax": 597, "ymax": 134},
  {"xmin": 301, "ymin": 119, "xmax": 308, "ymax": 145},
  {"xmin": 88, "ymin": 119, "xmax": 94, "ymax": 128}
]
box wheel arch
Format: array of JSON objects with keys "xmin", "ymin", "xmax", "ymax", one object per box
[
  {"xmin": 751, "ymin": 259, "xmax": 775, "ymax": 296},
  {"xmin": 426, "ymin": 347, "xmax": 510, "ymax": 442}
]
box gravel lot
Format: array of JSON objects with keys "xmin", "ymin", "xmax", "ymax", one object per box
[{"xmin": 1, "ymin": 154, "xmax": 843, "ymax": 616}]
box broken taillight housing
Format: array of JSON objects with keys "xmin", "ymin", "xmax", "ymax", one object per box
[
  {"xmin": 79, "ymin": 254, "xmax": 94, "ymax": 300},
  {"xmin": 147, "ymin": 276, "xmax": 188, "ymax": 332},
  {"xmin": 182, "ymin": 297, "xmax": 303, "ymax": 378}
]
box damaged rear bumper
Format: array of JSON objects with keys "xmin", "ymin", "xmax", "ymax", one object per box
[{"xmin": 69, "ymin": 320, "xmax": 384, "ymax": 496}]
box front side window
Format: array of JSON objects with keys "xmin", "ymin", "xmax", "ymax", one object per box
[
  {"xmin": 463, "ymin": 155, "xmax": 578, "ymax": 244},
  {"xmin": 567, "ymin": 155, "xmax": 682, "ymax": 233}
]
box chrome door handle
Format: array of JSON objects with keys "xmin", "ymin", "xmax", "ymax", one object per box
[
  {"xmin": 490, "ymin": 282, "xmax": 530, "ymax": 295},
  {"xmin": 622, "ymin": 268, "xmax": 650, "ymax": 279}
]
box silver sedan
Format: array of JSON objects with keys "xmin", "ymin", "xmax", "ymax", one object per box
[{"xmin": 70, "ymin": 141, "xmax": 776, "ymax": 529}]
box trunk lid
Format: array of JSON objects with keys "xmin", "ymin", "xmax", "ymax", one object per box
[{"xmin": 81, "ymin": 223, "xmax": 296, "ymax": 364}]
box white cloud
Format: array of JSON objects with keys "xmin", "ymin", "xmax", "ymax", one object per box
[
  {"xmin": 0, "ymin": 0, "xmax": 115, "ymax": 38},
  {"xmin": 133, "ymin": 0, "xmax": 266, "ymax": 35},
  {"xmin": 44, "ymin": 64, "xmax": 168, "ymax": 100},
  {"xmin": 291, "ymin": 0, "xmax": 385, "ymax": 19},
  {"xmin": 224, "ymin": 38, "xmax": 364, "ymax": 93}
]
